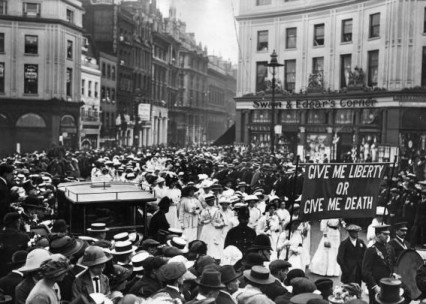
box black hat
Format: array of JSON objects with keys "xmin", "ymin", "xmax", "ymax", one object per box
[
  {"xmin": 237, "ymin": 206, "xmax": 250, "ymax": 219},
  {"xmin": 141, "ymin": 256, "xmax": 167, "ymax": 272},
  {"xmin": 315, "ymin": 278, "xmax": 334, "ymax": 299},
  {"xmin": 393, "ymin": 222, "xmax": 408, "ymax": 231},
  {"xmin": 284, "ymin": 268, "xmax": 306, "ymax": 286},
  {"xmin": 3, "ymin": 212, "xmax": 21, "ymax": 227},
  {"xmin": 241, "ymin": 253, "xmax": 265, "ymax": 268},
  {"xmin": 250, "ymin": 234, "xmax": 272, "ymax": 251},
  {"xmin": 374, "ymin": 225, "xmax": 391, "ymax": 234}
]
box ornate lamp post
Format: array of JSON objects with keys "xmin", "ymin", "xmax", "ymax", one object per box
[{"xmin": 267, "ymin": 50, "xmax": 284, "ymax": 154}]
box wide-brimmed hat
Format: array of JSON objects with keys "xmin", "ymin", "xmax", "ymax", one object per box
[
  {"xmin": 87, "ymin": 223, "xmax": 109, "ymax": 233},
  {"xmin": 375, "ymin": 278, "xmax": 404, "ymax": 304},
  {"xmin": 110, "ymin": 241, "xmax": 136, "ymax": 255},
  {"xmin": 167, "ymin": 237, "xmax": 188, "ymax": 253},
  {"xmin": 49, "ymin": 235, "xmax": 87, "ymax": 258},
  {"xmin": 237, "ymin": 182, "xmax": 248, "ymax": 188},
  {"xmin": 219, "ymin": 265, "xmax": 242, "ymax": 284},
  {"xmin": 79, "ymin": 246, "xmax": 112, "ymax": 267},
  {"xmin": 19, "ymin": 248, "xmax": 51, "ymax": 273},
  {"xmin": 159, "ymin": 262, "xmax": 187, "ymax": 282},
  {"xmin": 244, "ymin": 195, "xmax": 258, "ymax": 202},
  {"xmin": 218, "ymin": 197, "xmax": 231, "ymax": 205},
  {"xmin": 346, "ymin": 224, "xmax": 362, "ymax": 232},
  {"xmin": 243, "ymin": 266, "xmax": 275, "ymax": 285},
  {"xmin": 40, "ymin": 254, "xmax": 72, "ymax": 279},
  {"xmin": 195, "ymin": 270, "xmax": 225, "ymax": 289},
  {"xmin": 131, "ymin": 251, "xmax": 151, "ymax": 272}
]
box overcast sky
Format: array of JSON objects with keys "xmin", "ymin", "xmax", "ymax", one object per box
[{"xmin": 157, "ymin": 0, "xmax": 239, "ymax": 64}]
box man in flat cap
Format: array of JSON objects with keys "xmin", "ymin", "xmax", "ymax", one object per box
[
  {"xmin": 388, "ymin": 222, "xmax": 410, "ymax": 262},
  {"xmin": 337, "ymin": 224, "xmax": 366, "ymax": 285},
  {"xmin": 362, "ymin": 225, "xmax": 396, "ymax": 304}
]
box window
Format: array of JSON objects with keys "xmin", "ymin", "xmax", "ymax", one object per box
[
  {"xmin": 256, "ymin": 0, "xmax": 271, "ymax": 5},
  {"xmin": 286, "ymin": 28, "xmax": 297, "ymax": 49},
  {"xmin": 0, "ymin": 62, "xmax": 4, "ymax": 93},
  {"xmin": 66, "ymin": 9, "xmax": 74, "ymax": 23},
  {"xmin": 81, "ymin": 79, "xmax": 85, "ymax": 95},
  {"xmin": 101, "ymin": 86, "xmax": 105, "ymax": 99},
  {"xmin": 94, "ymin": 82, "xmax": 98, "ymax": 98},
  {"xmin": 111, "ymin": 89, "xmax": 115, "ymax": 101},
  {"xmin": 312, "ymin": 57, "xmax": 324, "ymax": 75},
  {"xmin": 256, "ymin": 61, "xmax": 268, "ymax": 92},
  {"xmin": 23, "ymin": 2, "xmax": 40, "ymax": 17},
  {"xmin": 422, "ymin": 47, "xmax": 426, "ymax": 86},
  {"xmin": 102, "ymin": 63, "xmax": 106, "ymax": 77},
  {"xmin": 284, "ymin": 60, "xmax": 296, "ymax": 92},
  {"xmin": 66, "ymin": 68, "xmax": 72, "ymax": 97},
  {"xmin": 340, "ymin": 54, "xmax": 352, "ymax": 88},
  {"xmin": 0, "ymin": 0, "xmax": 7, "ymax": 15},
  {"xmin": 257, "ymin": 31, "xmax": 268, "ymax": 51},
  {"xmin": 24, "ymin": 35, "xmax": 38, "ymax": 54},
  {"xmin": 368, "ymin": 50, "xmax": 379, "ymax": 87},
  {"xmin": 107, "ymin": 65, "xmax": 111, "ymax": 79},
  {"xmin": 424, "ymin": 8, "xmax": 426, "ymax": 33},
  {"xmin": 342, "ymin": 19, "xmax": 352, "ymax": 42},
  {"xmin": 88, "ymin": 80, "xmax": 92, "ymax": 97},
  {"xmin": 24, "ymin": 64, "xmax": 38, "ymax": 94},
  {"xmin": 111, "ymin": 66, "xmax": 116, "ymax": 80},
  {"xmin": 369, "ymin": 13, "xmax": 380, "ymax": 38},
  {"xmin": 67, "ymin": 40, "xmax": 73, "ymax": 59},
  {"xmin": 0, "ymin": 33, "xmax": 4, "ymax": 53},
  {"xmin": 314, "ymin": 24, "xmax": 325, "ymax": 46}
]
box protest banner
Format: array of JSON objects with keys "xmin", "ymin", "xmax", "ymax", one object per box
[{"xmin": 300, "ymin": 163, "xmax": 389, "ymax": 220}]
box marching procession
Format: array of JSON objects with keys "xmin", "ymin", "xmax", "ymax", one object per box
[{"xmin": 0, "ymin": 145, "xmax": 425, "ymax": 304}]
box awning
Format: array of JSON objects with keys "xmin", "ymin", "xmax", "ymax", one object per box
[{"xmin": 212, "ymin": 124, "xmax": 235, "ymax": 146}]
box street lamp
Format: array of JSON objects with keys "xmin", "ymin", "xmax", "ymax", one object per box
[{"xmin": 267, "ymin": 50, "xmax": 284, "ymax": 154}]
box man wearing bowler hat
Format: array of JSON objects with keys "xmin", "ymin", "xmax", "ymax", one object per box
[
  {"xmin": 362, "ymin": 224, "xmax": 396, "ymax": 304},
  {"xmin": 72, "ymin": 246, "xmax": 112, "ymax": 299},
  {"xmin": 217, "ymin": 265, "xmax": 242, "ymax": 304},
  {"xmin": 388, "ymin": 222, "xmax": 410, "ymax": 261},
  {"xmin": 186, "ymin": 269, "xmax": 224, "ymax": 304},
  {"xmin": 337, "ymin": 224, "xmax": 366, "ymax": 285}
]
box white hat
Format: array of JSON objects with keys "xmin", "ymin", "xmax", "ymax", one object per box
[
  {"xmin": 376, "ymin": 206, "xmax": 386, "ymax": 216},
  {"xmin": 113, "ymin": 232, "xmax": 129, "ymax": 242},
  {"xmin": 218, "ymin": 196, "xmax": 231, "ymax": 205},
  {"xmin": 19, "ymin": 248, "xmax": 51, "ymax": 272},
  {"xmin": 199, "ymin": 180, "xmax": 213, "ymax": 188},
  {"xmin": 244, "ymin": 195, "xmax": 259, "ymax": 202},
  {"xmin": 167, "ymin": 237, "xmax": 188, "ymax": 253},
  {"xmin": 221, "ymin": 245, "xmax": 243, "ymax": 266},
  {"xmin": 131, "ymin": 251, "xmax": 151, "ymax": 272},
  {"xmin": 111, "ymin": 241, "xmax": 136, "ymax": 255}
]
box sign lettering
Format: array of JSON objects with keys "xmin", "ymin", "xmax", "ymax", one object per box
[{"xmin": 252, "ymin": 98, "xmax": 377, "ymax": 109}]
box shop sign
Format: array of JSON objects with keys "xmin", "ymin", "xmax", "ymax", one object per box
[
  {"xmin": 138, "ymin": 103, "xmax": 151, "ymax": 121},
  {"xmin": 24, "ymin": 65, "xmax": 38, "ymax": 81},
  {"xmin": 300, "ymin": 163, "xmax": 388, "ymax": 220},
  {"xmin": 251, "ymin": 98, "xmax": 377, "ymax": 109}
]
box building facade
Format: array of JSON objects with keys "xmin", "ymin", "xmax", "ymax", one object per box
[
  {"xmin": 235, "ymin": 0, "xmax": 426, "ymax": 164},
  {"xmin": 0, "ymin": 0, "xmax": 84, "ymax": 154}
]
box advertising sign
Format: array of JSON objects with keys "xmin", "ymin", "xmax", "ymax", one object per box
[
  {"xmin": 300, "ymin": 163, "xmax": 388, "ymax": 220},
  {"xmin": 138, "ymin": 103, "xmax": 151, "ymax": 121}
]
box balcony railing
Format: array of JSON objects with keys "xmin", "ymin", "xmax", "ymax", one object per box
[{"xmin": 81, "ymin": 109, "xmax": 100, "ymax": 122}]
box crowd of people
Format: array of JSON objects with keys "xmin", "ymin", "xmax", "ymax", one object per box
[{"xmin": 0, "ymin": 145, "xmax": 425, "ymax": 304}]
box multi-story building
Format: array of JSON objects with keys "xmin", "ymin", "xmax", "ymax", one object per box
[
  {"xmin": 80, "ymin": 38, "xmax": 101, "ymax": 149},
  {"xmin": 206, "ymin": 55, "xmax": 237, "ymax": 143},
  {"xmin": 0, "ymin": 0, "xmax": 84, "ymax": 154},
  {"xmin": 235, "ymin": 0, "xmax": 426, "ymax": 163}
]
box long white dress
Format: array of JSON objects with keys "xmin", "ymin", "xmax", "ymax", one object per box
[
  {"xmin": 199, "ymin": 205, "xmax": 219, "ymax": 257},
  {"xmin": 210, "ymin": 208, "xmax": 234, "ymax": 260},
  {"xmin": 301, "ymin": 222, "xmax": 311, "ymax": 268},
  {"xmin": 278, "ymin": 228, "xmax": 304, "ymax": 270},
  {"xmin": 309, "ymin": 219, "xmax": 341, "ymax": 276},
  {"xmin": 165, "ymin": 187, "xmax": 181, "ymax": 229},
  {"xmin": 178, "ymin": 196, "xmax": 202, "ymax": 242}
]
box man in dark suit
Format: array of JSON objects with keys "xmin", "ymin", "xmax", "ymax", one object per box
[
  {"xmin": 217, "ymin": 265, "xmax": 242, "ymax": 304},
  {"xmin": 337, "ymin": 224, "xmax": 366, "ymax": 285},
  {"xmin": 260, "ymin": 259, "xmax": 291, "ymax": 301},
  {"xmin": 388, "ymin": 222, "xmax": 410, "ymax": 262},
  {"xmin": 154, "ymin": 262, "xmax": 187, "ymax": 302},
  {"xmin": 149, "ymin": 197, "xmax": 171, "ymax": 240},
  {"xmin": 0, "ymin": 250, "xmax": 27, "ymax": 301},
  {"xmin": 362, "ymin": 224, "xmax": 396, "ymax": 304},
  {"xmin": 0, "ymin": 163, "xmax": 14, "ymax": 224}
]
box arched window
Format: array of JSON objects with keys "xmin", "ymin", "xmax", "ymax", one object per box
[
  {"xmin": 16, "ymin": 113, "xmax": 46, "ymax": 128},
  {"xmin": 60, "ymin": 115, "xmax": 76, "ymax": 128}
]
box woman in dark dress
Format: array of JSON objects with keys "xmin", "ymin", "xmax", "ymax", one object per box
[{"xmin": 148, "ymin": 196, "xmax": 171, "ymax": 239}]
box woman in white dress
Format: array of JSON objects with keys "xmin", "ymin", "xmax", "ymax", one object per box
[
  {"xmin": 309, "ymin": 218, "xmax": 344, "ymax": 276},
  {"xmin": 199, "ymin": 194, "xmax": 219, "ymax": 256},
  {"xmin": 165, "ymin": 179, "xmax": 181, "ymax": 229},
  {"xmin": 210, "ymin": 196, "xmax": 234, "ymax": 260},
  {"xmin": 178, "ymin": 186, "xmax": 202, "ymax": 242},
  {"xmin": 256, "ymin": 203, "xmax": 281, "ymax": 260},
  {"xmin": 278, "ymin": 220, "xmax": 304, "ymax": 269}
]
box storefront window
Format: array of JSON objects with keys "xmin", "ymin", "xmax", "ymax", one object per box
[
  {"xmin": 256, "ymin": 61, "xmax": 268, "ymax": 92},
  {"xmin": 280, "ymin": 111, "xmax": 299, "ymax": 124},
  {"xmin": 335, "ymin": 110, "xmax": 354, "ymax": 124},
  {"xmin": 359, "ymin": 135, "xmax": 379, "ymax": 162},
  {"xmin": 305, "ymin": 134, "xmax": 330, "ymax": 163},
  {"xmin": 361, "ymin": 109, "xmax": 379, "ymax": 125},
  {"xmin": 252, "ymin": 110, "xmax": 270, "ymax": 123},
  {"xmin": 307, "ymin": 110, "xmax": 326, "ymax": 124}
]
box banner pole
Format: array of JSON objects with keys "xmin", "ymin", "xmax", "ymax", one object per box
[
  {"xmin": 286, "ymin": 155, "xmax": 299, "ymax": 261},
  {"xmin": 383, "ymin": 155, "xmax": 398, "ymax": 225}
]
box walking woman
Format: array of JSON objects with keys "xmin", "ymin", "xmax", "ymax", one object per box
[{"xmin": 179, "ymin": 185, "xmax": 203, "ymax": 242}]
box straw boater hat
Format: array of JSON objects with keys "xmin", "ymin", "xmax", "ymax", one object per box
[
  {"xmin": 87, "ymin": 223, "xmax": 109, "ymax": 233},
  {"xmin": 167, "ymin": 237, "xmax": 188, "ymax": 253},
  {"xmin": 111, "ymin": 241, "xmax": 136, "ymax": 255},
  {"xmin": 131, "ymin": 251, "xmax": 151, "ymax": 272},
  {"xmin": 168, "ymin": 228, "xmax": 183, "ymax": 237},
  {"xmin": 79, "ymin": 246, "xmax": 112, "ymax": 267},
  {"xmin": 113, "ymin": 232, "xmax": 130, "ymax": 243}
]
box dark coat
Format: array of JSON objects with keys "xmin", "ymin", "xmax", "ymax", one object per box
[
  {"xmin": 416, "ymin": 264, "xmax": 426, "ymax": 300},
  {"xmin": 337, "ymin": 237, "xmax": 366, "ymax": 284},
  {"xmin": 149, "ymin": 210, "xmax": 170, "ymax": 239},
  {"xmin": 216, "ymin": 290, "xmax": 236, "ymax": 304},
  {"xmin": 0, "ymin": 229, "xmax": 30, "ymax": 277},
  {"xmin": 15, "ymin": 276, "xmax": 36, "ymax": 304},
  {"xmin": 259, "ymin": 279, "xmax": 290, "ymax": 301},
  {"xmin": 0, "ymin": 178, "xmax": 10, "ymax": 224},
  {"xmin": 72, "ymin": 271, "xmax": 110, "ymax": 299},
  {"xmin": 388, "ymin": 237, "xmax": 410, "ymax": 263},
  {"xmin": 362, "ymin": 241, "xmax": 395, "ymax": 291},
  {"xmin": 0, "ymin": 271, "xmax": 23, "ymax": 301},
  {"xmin": 224, "ymin": 224, "xmax": 256, "ymax": 253},
  {"xmin": 128, "ymin": 274, "xmax": 161, "ymax": 298}
]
